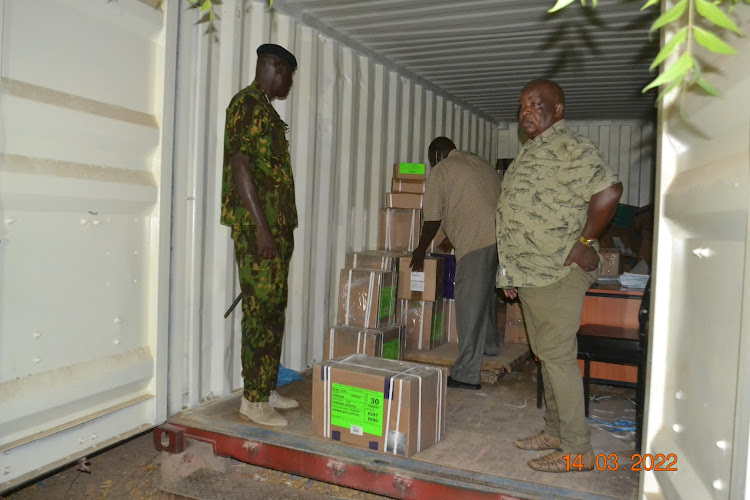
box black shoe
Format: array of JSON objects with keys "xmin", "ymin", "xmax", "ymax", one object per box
[
  {"xmin": 447, "ymin": 376, "xmax": 481, "ymax": 390},
  {"xmin": 484, "ymin": 347, "xmax": 500, "ymax": 356}
]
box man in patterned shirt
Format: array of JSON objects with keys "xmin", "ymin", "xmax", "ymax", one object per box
[
  {"xmin": 496, "ymin": 80, "xmax": 623, "ymax": 471},
  {"xmin": 221, "ymin": 44, "xmax": 298, "ymax": 427},
  {"xmin": 412, "ymin": 137, "xmax": 502, "ymax": 390}
]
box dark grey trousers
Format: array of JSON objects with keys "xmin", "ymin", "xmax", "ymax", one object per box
[{"xmin": 451, "ymin": 244, "xmax": 499, "ymax": 385}]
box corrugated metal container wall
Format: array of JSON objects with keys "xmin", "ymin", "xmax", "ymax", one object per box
[
  {"xmin": 497, "ymin": 120, "xmax": 655, "ymax": 207},
  {"xmin": 168, "ymin": 0, "xmax": 498, "ymax": 413}
]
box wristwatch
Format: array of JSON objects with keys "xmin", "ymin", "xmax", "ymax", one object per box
[{"xmin": 578, "ymin": 235, "xmax": 596, "ymax": 248}]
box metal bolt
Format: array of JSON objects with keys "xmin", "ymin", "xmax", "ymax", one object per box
[
  {"xmin": 134, "ymin": 250, "xmax": 139, "ymax": 255},
  {"xmin": 33, "ymin": 357, "xmax": 40, "ymax": 363},
  {"xmin": 675, "ymin": 391, "xmax": 685, "ymax": 400},
  {"xmin": 33, "ymin": 331, "xmax": 41, "ymax": 339},
  {"xmin": 113, "ymin": 339, "xmax": 120, "ymax": 345},
  {"xmin": 114, "ymin": 317, "xmax": 122, "ymax": 325},
  {"xmin": 91, "ymin": 434, "xmax": 97, "ymax": 440},
  {"xmin": 716, "ymin": 440, "xmax": 729, "ymax": 451},
  {"xmin": 93, "ymin": 220, "xmax": 101, "ymax": 226},
  {"xmin": 672, "ymin": 424, "xmax": 683, "ymax": 433},
  {"xmin": 79, "ymin": 437, "xmax": 85, "ymax": 444},
  {"xmin": 5, "ymin": 217, "xmax": 15, "ymax": 225},
  {"xmin": 692, "ymin": 248, "xmax": 713, "ymax": 259},
  {"xmin": 80, "ymin": 219, "xmax": 89, "ymax": 226},
  {"xmin": 4, "ymin": 466, "xmax": 10, "ymax": 475},
  {"xmin": 713, "ymin": 479, "xmax": 725, "ymax": 491}
]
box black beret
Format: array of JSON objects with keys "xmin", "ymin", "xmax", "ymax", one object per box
[{"xmin": 257, "ymin": 43, "xmax": 297, "ymax": 69}]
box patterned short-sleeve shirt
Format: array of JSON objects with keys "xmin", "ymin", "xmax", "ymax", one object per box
[
  {"xmin": 496, "ymin": 120, "xmax": 619, "ymax": 288},
  {"xmin": 221, "ymin": 82, "xmax": 298, "ymax": 246}
]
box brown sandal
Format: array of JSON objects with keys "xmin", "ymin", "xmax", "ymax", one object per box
[
  {"xmin": 528, "ymin": 451, "xmax": 595, "ymax": 473},
  {"xmin": 514, "ymin": 432, "xmax": 562, "ymax": 451}
]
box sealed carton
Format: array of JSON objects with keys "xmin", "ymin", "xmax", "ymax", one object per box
[
  {"xmin": 337, "ymin": 269, "xmax": 397, "ymax": 329},
  {"xmin": 378, "ymin": 208, "xmax": 421, "ymax": 253},
  {"xmin": 426, "ymin": 225, "xmax": 453, "ymax": 255},
  {"xmin": 312, "ymin": 354, "xmax": 447, "ymax": 457},
  {"xmin": 444, "ymin": 298, "xmax": 458, "ymax": 344},
  {"xmin": 599, "ymin": 249, "xmax": 624, "ymax": 277},
  {"xmin": 344, "ymin": 250, "xmax": 407, "ymax": 273},
  {"xmin": 323, "ymin": 325, "xmax": 403, "ymax": 361},
  {"xmin": 392, "ymin": 162, "xmax": 427, "ymax": 180},
  {"xmin": 397, "ymin": 299, "xmax": 445, "ymax": 350},
  {"xmin": 385, "ymin": 193, "xmax": 424, "ymax": 210},
  {"xmin": 397, "ymin": 256, "xmax": 444, "ymax": 302},
  {"xmin": 504, "ymin": 301, "xmax": 528, "ymax": 344},
  {"xmin": 391, "ymin": 178, "xmax": 426, "ymax": 194}
]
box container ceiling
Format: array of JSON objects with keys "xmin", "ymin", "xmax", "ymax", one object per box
[{"xmin": 275, "ymin": 0, "xmax": 661, "ymax": 123}]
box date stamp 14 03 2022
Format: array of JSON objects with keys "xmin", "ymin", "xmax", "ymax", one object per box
[{"xmin": 563, "ymin": 453, "xmax": 678, "ymax": 472}]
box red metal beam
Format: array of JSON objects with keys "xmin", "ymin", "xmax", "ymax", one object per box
[{"xmin": 154, "ymin": 423, "xmax": 524, "ymax": 500}]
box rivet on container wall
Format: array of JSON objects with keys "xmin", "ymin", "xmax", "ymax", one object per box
[
  {"xmin": 672, "ymin": 424, "xmax": 684, "ymax": 433},
  {"xmin": 114, "ymin": 317, "xmax": 122, "ymax": 325},
  {"xmin": 79, "ymin": 437, "xmax": 85, "ymax": 444},
  {"xmin": 134, "ymin": 250, "xmax": 139, "ymax": 255},
  {"xmin": 93, "ymin": 220, "xmax": 101, "ymax": 226},
  {"xmin": 716, "ymin": 440, "xmax": 729, "ymax": 451},
  {"xmin": 33, "ymin": 331, "xmax": 41, "ymax": 339},
  {"xmin": 3, "ymin": 466, "xmax": 9, "ymax": 475},
  {"xmin": 713, "ymin": 479, "xmax": 725, "ymax": 491},
  {"xmin": 692, "ymin": 248, "xmax": 714, "ymax": 259},
  {"xmin": 675, "ymin": 391, "xmax": 685, "ymax": 399},
  {"xmin": 114, "ymin": 339, "xmax": 120, "ymax": 345},
  {"xmin": 33, "ymin": 356, "xmax": 40, "ymax": 363},
  {"xmin": 80, "ymin": 219, "xmax": 89, "ymax": 226},
  {"xmin": 5, "ymin": 217, "xmax": 14, "ymax": 225}
]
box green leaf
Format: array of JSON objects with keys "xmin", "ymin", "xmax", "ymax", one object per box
[
  {"xmin": 693, "ymin": 26, "xmax": 738, "ymax": 53},
  {"xmin": 695, "ymin": 0, "xmax": 742, "ymax": 35},
  {"xmin": 641, "ymin": 0, "xmax": 660, "ymax": 10},
  {"xmin": 643, "ymin": 51, "xmax": 694, "ymax": 92},
  {"xmin": 655, "ymin": 78, "xmax": 682, "ymax": 101},
  {"xmin": 200, "ymin": 0, "xmax": 211, "ymax": 12},
  {"xmin": 650, "ymin": 26, "xmax": 687, "ymax": 70},
  {"xmin": 650, "ymin": 0, "xmax": 687, "ymax": 33},
  {"xmin": 695, "ymin": 76, "xmax": 722, "ymax": 96},
  {"xmin": 548, "ymin": 0, "xmax": 577, "ymax": 13}
]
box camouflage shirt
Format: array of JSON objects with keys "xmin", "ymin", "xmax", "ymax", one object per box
[
  {"xmin": 496, "ymin": 120, "xmax": 619, "ymax": 288},
  {"xmin": 221, "ymin": 82, "xmax": 298, "ymax": 243}
]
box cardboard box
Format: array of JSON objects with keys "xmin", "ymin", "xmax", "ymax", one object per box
[
  {"xmin": 391, "ymin": 178, "xmax": 426, "ymax": 194},
  {"xmin": 444, "ymin": 298, "xmax": 458, "ymax": 344},
  {"xmin": 393, "ymin": 162, "xmax": 427, "ymax": 180},
  {"xmin": 345, "ymin": 250, "xmax": 407, "ymax": 273},
  {"xmin": 378, "ymin": 208, "xmax": 421, "ymax": 253},
  {"xmin": 312, "ymin": 354, "xmax": 447, "ymax": 457},
  {"xmin": 429, "ymin": 253, "xmax": 455, "ymax": 299},
  {"xmin": 397, "ymin": 256, "xmax": 444, "ymax": 302},
  {"xmin": 323, "ymin": 325, "xmax": 403, "ymax": 361},
  {"xmin": 504, "ymin": 301, "xmax": 528, "ymax": 344},
  {"xmin": 397, "ymin": 299, "xmax": 445, "ymax": 350},
  {"xmin": 599, "ymin": 249, "xmax": 624, "ymax": 277},
  {"xmin": 386, "ymin": 193, "xmax": 424, "ymax": 210},
  {"xmin": 337, "ymin": 269, "xmax": 397, "ymax": 329}
]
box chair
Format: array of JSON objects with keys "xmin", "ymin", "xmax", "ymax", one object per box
[{"xmin": 536, "ymin": 279, "xmax": 650, "ymax": 451}]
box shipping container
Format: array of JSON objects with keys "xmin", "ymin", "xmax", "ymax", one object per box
[{"xmin": 1, "ymin": 0, "xmax": 748, "ymax": 498}]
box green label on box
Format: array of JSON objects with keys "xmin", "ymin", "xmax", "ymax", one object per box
[
  {"xmin": 382, "ymin": 339, "xmax": 399, "ymax": 360},
  {"xmin": 398, "ymin": 162, "xmax": 426, "ymax": 175},
  {"xmin": 330, "ymin": 383, "xmax": 384, "ymax": 437},
  {"xmin": 379, "ymin": 286, "xmax": 393, "ymax": 319},
  {"xmin": 431, "ymin": 310, "xmax": 445, "ymax": 341}
]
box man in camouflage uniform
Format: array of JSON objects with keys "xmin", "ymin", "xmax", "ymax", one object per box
[
  {"xmin": 221, "ymin": 44, "xmax": 298, "ymax": 427},
  {"xmin": 496, "ymin": 80, "xmax": 623, "ymax": 471}
]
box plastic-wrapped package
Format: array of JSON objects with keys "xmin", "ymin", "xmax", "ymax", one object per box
[
  {"xmin": 391, "ymin": 178, "xmax": 426, "ymax": 194},
  {"xmin": 323, "ymin": 325, "xmax": 403, "ymax": 361},
  {"xmin": 344, "ymin": 250, "xmax": 407, "ymax": 273},
  {"xmin": 378, "ymin": 208, "xmax": 421, "ymax": 252},
  {"xmin": 337, "ymin": 269, "xmax": 397, "ymax": 329},
  {"xmin": 397, "ymin": 256, "xmax": 444, "ymax": 302},
  {"xmin": 397, "ymin": 299, "xmax": 445, "ymax": 350}
]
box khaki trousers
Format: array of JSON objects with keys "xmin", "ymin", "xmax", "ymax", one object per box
[{"xmin": 518, "ymin": 264, "xmax": 598, "ymax": 454}]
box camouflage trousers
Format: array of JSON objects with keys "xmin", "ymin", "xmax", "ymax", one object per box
[{"xmin": 232, "ymin": 226, "xmax": 294, "ymax": 403}]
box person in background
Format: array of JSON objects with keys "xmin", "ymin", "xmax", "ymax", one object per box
[
  {"xmin": 411, "ymin": 137, "xmax": 502, "ymax": 390},
  {"xmin": 496, "ymin": 80, "xmax": 623, "ymax": 471},
  {"xmin": 221, "ymin": 44, "xmax": 299, "ymax": 427}
]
